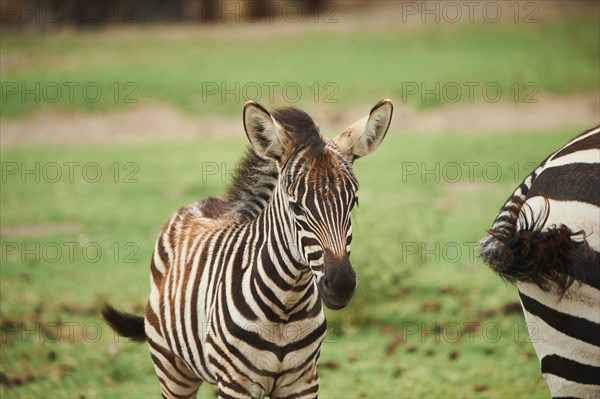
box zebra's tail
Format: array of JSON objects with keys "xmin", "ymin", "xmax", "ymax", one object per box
[
  {"xmin": 479, "ymin": 177, "xmax": 531, "ymax": 277},
  {"xmin": 101, "ymin": 304, "xmax": 146, "ymax": 342},
  {"xmin": 479, "ymin": 192, "xmax": 592, "ymax": 292}
]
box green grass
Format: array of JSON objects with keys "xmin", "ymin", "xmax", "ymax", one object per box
[
  {"xmin": 1, "ymin": 126, "xmax": 584, "ymax": 398},
  {"xmin": 1, "ymin": 16, "xmax": 598, "ymax": 117}
]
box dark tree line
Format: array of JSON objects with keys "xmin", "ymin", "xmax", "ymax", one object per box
[{"xmin": 0, "ymin": 0, "xmax": 326, "ymax": 28}]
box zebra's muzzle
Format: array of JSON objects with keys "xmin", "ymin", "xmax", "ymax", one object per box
[{"xmin": 317, "ymin": 251, "xmax": 357, "ymax": 310}]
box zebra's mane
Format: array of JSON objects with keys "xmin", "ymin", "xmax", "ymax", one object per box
[
  {"xmin": 224, "ymin": 107, "xmax": 326, "ymax": 220},
  {"xmin": 225, "ymin": 148, "xmax": 278, "ymax": 220},
  {"xmin": 272, "ymin": 107, "xmax": 325, "ymax": 157}
]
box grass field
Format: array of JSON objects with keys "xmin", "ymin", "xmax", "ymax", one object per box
[
  {"xmin": 1, "ymin": 15, "xmax": 598, "ymax": 117},
  {"xmin": 1, "ymin": 4, "xmax": 598, "ymax": 398},
  {"xmin": 1, "ymin": 127, "xmax": 587, "ymax": 398}
]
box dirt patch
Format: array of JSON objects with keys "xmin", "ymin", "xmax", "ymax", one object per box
[
  {"xmin": 1, "ymin": 93, "xmax": 598, "ymax": 148},
  {"xmin": 0, "ymin": 103, "xmax": 242, "ymax": 148},
  {"xmin": 387, "ymin": 92, "xmax": 599, "ymax": 135},
  {"xmin": 0, "ymin": 370, "xmax": 36, "ymax": 390}
]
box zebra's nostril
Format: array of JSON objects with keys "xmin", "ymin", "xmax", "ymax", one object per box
[{"xmin": 323, "ymin": 278, "xmax": 331, "ymax": 290}]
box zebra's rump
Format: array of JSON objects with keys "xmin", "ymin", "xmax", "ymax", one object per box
[
  {"xmin": 514, "ymin": 163, "xmax": 600, "ymax": 396},
  {"xmin": 480, "ymin": 126, "xmax": 600, "ymax": 398},
  {"xmin": 482, "ymin": 200, "xmax": 599, "ymax": 292},
  {"xmin": 480, "ymin": 126, "xmax": 600, "ymax": 292}
]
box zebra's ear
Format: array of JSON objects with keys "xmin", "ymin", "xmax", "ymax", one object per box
[
  {"xmin": 243, "ymin": 101, "xmax": 292, "ymax": 162},
  {"xmin": 333, "ymin": 99, "xmax": 393, "ymax": 162}
]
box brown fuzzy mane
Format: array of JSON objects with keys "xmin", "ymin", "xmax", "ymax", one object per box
[{"xmin": 224, "ymin": 148, "xmax": 278, "ymax": 220}]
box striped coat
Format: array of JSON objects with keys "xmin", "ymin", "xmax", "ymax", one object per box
[
  {"xmin": 480, "ymin": 126, "xmax": 599, "ymax": 398},
  {"xmin": 103, "ymin": 100, "xmax": 393, "ymax": 398}
]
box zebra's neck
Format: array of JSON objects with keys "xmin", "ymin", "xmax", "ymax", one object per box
[{"xmin": 247, "ymin": 185, "xmax": 318, "ymax": 319}]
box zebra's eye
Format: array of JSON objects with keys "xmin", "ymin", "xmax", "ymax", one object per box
[
  {"xmin": 350, "ymin": 197, "xmax": 359, "ymax": 210},
  {"xmin": 289, "ymin": 201, "xmax": 304, "ymax": 215}
]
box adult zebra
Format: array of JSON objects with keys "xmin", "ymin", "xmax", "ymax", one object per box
[
  {"xmin": 480, "ymin": 126, "xmax": 600, "ymax": 398},
  {"xmin": 103, "ymin": 100, "xmax": 393, "ymax": 398}
]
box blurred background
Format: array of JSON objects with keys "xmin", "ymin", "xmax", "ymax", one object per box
[{"xmin": 1, "ymin": 0, "xmax": 598, "ymax": 397}]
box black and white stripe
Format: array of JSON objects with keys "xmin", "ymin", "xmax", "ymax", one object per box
[
  {"xmin": 480, "ymin": 126, "xmax": 600, "ymax": 398},
  {"xmin": 103, "ymin": 100, "xmax": 393, "ymax": 398}
]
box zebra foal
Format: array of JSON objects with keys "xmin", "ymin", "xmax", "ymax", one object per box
[
  {"xmin": 480, "ymin": 126, "xmax": 599, "ymax": 398},
  {"xmin": 103, "ymin": 100, "xmax": 393, "ymax": 398}
]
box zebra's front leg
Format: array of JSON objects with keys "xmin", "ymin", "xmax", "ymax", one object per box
[
  {"xmin": 216, "ymin": 378, "xmax": 263, "ymax": 399},
  {"xmin": 146, "ymin": 334, "xmax": 202, "ymax": 399},
  {"xmin": 271, "ymin": 364, "xmax": 319, "ymax": 399},
  {"xmin": 272, "ymin": 383, "xmax": 319, "ymax": 399}
]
